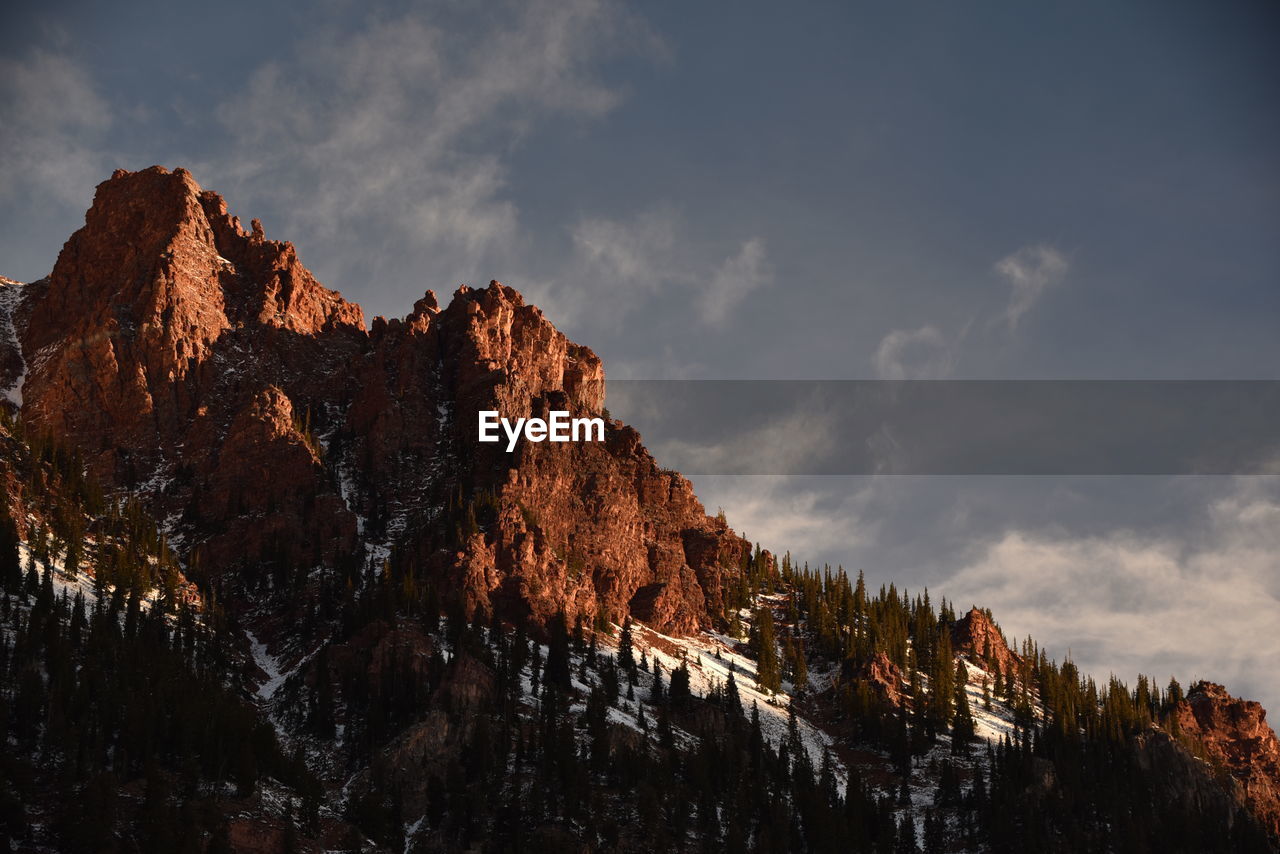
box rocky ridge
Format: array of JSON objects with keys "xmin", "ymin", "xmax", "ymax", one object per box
[
  {"xmin": 6, "ymin": 165, "xmax": 746, "ymax": 635},
  {"xmin": 952, "ymin": 606, "xmax": 1020, "ymax": 677},
  {"xmin": 1175, "ymin": 682, "xmax": 1280, "ymax": 837}
]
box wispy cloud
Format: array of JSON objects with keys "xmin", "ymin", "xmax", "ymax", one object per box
[
  {"xmin": 203, "ymin": 1, "xmax": 772, "ymax": 334},
  {"xmin": 994, "ymin": 243, "xmax": 1068, "ymax": 331},
  {"xmin": 0, "ymin": 49, "xmax": 112, "ymax": 208},
  {"xmin": 525, "ymin": 208, "xmax": 679, "ymax": 331},
  {"xmin": 534, "ymin": 210, "xmax": 770, "ymax": 333},
  {"xmin": 868, "ymin": 243, "xmax": 1066, "ymax": 375},
  {"xmin": 648, "ymin": 405, "xmax": 837, "ymax": 476},
  {"xmin": 873, "ymin": 324, "xmax": 955, "ymax": 379},
  {"xmin": 690, "ymin": 475, "xmax": 883, "ymax": 562},
  {"xmin": 701, "ymin": 237, "xmax": 770, "ymax": 327},
  {"xmin": 569, "ymin": 211, "xmax": 679, "ymax": 291},
  {"xmin": 207, "ymin": 0, "xmax": 655, "ymax": 304}
]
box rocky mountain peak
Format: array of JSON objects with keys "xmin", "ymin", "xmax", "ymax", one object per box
[
  {"xmin": 1176, "ymin": 681, "xmax": 1280, "ymax": 836},
  {"xmin": 8, "ymin": 168, "xmax": 744, "ymax": 637},
  {"xmin": 16, "ymin": 166, "xmax": 365, "ymax": 479},
  {"xmin": 952, "ymin": 606, "xmax": 1020, "ymax": 676}
]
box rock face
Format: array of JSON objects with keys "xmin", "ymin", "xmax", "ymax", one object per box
[
  {"xmin": 1174, "ymin": 682, "xmax": 1280, "ymax": 837},
  {"xmin": 363, "ymin": 649, "xmax": 495, "ymax": 821},
  {"xmin": 952, "ymin": 606, "xmax": 1020, "ymax": 677},
  {"xmin": 13, "ymin": 166, "xmax": 746, "ymax": 634},
  {"xmin": 1131, "ymin": 728, "xmax": 1257, "ymax": 838},
  {"xmin": 18, "ymin": 167, "xmax": 364, "ymax": 480},
  {"xmin": 853, "ymin": 650, "xmax": 905, "ymax": 707}
]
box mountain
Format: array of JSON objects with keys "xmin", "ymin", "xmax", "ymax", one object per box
[
  {"xmin": 13, "ymin": 165, "xmax": 744, "ymax": 636},
  {"xmin": 0, "ymin": 167, "xmax": 1276, "ymax": 853}
]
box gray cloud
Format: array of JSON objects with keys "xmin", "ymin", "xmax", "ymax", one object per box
[
  {"xmin": 570, "ymin": 213, "xmax": 678, "ymax": 289},
  {"xmin": 648, "ymin": 404, "xmax": 838, "ymax": 476},
  {"xmin": 534, "ymin": 209, "xmax": 680, "ymax": 327},
  {"xmin": 200, "ymin": 1, "xmax": 771, "ymax": 336}
]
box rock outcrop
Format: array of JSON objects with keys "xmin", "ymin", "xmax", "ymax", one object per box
[
  {"xmin": 12, "ymin": 166, "xmax": 746, "ymax": 634},
  {"xmin": 952, "ymin": 606, "xmax": 1020, "ymax": 678},
  {"xmin": 1174, "ymin": 682, "xmax": 1280, "ymax": 837},
  {"xmin": 854, "ymin": 650, "xmax": 905, "ymax": 707},
  {"xmin": 17, "ymin": 167, "xmax": 365, "ymax": 481}
]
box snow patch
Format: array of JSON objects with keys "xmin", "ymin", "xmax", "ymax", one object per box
[
  {"xmin": 246, "ymin": 629, "xmax": 288, "ymax": 701},
  {"xmin": 0, "ymin": 280, "xmax": 27, "ymax": 407}
]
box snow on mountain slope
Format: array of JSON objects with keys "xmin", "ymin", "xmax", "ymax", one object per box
[{"xmin": 0, "ymin": 277, "xmax": 26, "ymax": 407}]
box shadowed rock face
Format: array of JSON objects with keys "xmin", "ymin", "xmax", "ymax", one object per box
[
  {"xmin": 12, "ymin": 166, "xmax": 746, "ymax": 634},
  {"xmin": 1175, "ymin": 682, "xmax": 1280, "ymax": 837}
]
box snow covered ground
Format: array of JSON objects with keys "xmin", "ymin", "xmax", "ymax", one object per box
[
  {"xmin": 0, "ymin": 278, "xmax": 26, "ymax": 407},
  {"xmin": 12, "ymin": 540, "xmax": 102, "ymax": 609},
  {"xmin": 631, "ymin": 621, "xmax": 849, "ymax": 787},
  {"xmin": 963, "ymin": 658, "xmax": 1021, "ymax": 743},
  {"xmin": 246, "ymin": 629, "xmax": 289, "ymax": 701}
]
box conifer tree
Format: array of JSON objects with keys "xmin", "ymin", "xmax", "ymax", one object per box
[
  {"xmin": 785, "ymin": 631, "xmax": 809, "ymax": 691},
  {"xmin": 651, "ymin": 662, "xmax": 665, "ymax": 704},
  {"xmin": 951, "ymin": 662, "xmax": 976, "ymax": 753},
  {"xmin": 670, "ymin": 662, "xmax": 692, "ymax": 710},
  {"xmin": 751, "ymin": 607, "xmax": 782, "ymax": 693},
  {"xmin": 0, "ymin": 501, "xmax": 19, "ymax": 593},
  {"xmin": 544, "ymin": 612, "xmax": 572, "ymax": 692},
  {"xmin": 725, "ymin": 668, "xmax": 742, "ymax": 716},
  {"xmin": 619, "ymin": 617, "xmax": 634, "ymax": 670}
]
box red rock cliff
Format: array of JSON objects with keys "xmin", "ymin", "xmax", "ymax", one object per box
[
  {"xmin": 14, "ymin": 166, "xmax": 746, "ymax": 634},
  {"xmin": 952, "ymin": 606, "xmax": 1020, "ymax": 678},
  {"xmin": 1174, "ymin": 682, "xmax": 1280, "ymax": 837}
]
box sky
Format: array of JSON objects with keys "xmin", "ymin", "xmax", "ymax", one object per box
[{"xmin": 1, "ymin": 0, "xmax": 1278, "ymax": 707}]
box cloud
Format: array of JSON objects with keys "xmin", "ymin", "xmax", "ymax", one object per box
[
  {"xmin": 690, "ymin": 475, "xmax": 882, "ymax": 562},
  {"xmin": 700, "ymin": 237, "xmax": 770, "ymax": 327},
  {"xmin": 207, "ymin": 0, "xmax": 655, "ymax": 305},
  {"xmin": 199, "ymin": 0, "xmax": 772, "ymax": 335},
  {"xmin": 994, "ymin": 243, "xmax": 1068, "ymax": 331},
  {"xmin": 868, "ymin": 243, "xmax": 1065, "ymax": 376},
  {"xmin": 873, "ymin": 324, "xmax": 955, "ymax": 379},
  {"xmin": 533, "ymin": 210, "xmax": 769, "ymax": 333},
  {"xmin": 570, "ymin": 211, "xmax": 678, "ymax": 291},
  {"xmin": 0, "ymin": 49, "xmax": 112, "ymax": 208},
  {"xmin": 647, "ymin": 406, "xmax": 838, "ymax": 476},
  {"xmin": 942, "ymin": 477, "xmax": 1280, "ymax": 710},
  {"xmin": 522, "ymin": 208, "xmax": 679, "ymax": 330}
]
